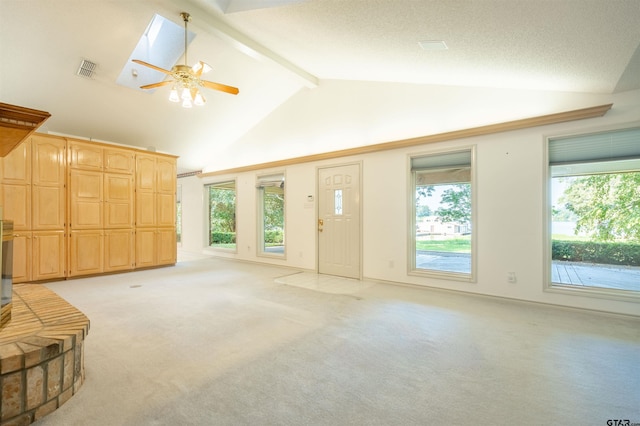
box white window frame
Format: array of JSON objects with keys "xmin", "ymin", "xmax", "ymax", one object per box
[
  {"xmin": 544, "ymin": 123, "xmax": 640, "ymax": 302},
  {"xmin": 256, "ymin": 172, "xmax": 286, "ymax": 259},
  {"xmin": 408, "ymin": 146, "xmax": 477, "ymax": 283}
]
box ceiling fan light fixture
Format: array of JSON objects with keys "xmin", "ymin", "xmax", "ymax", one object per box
[
  {"xmin": 169, "ymin": 86, "xmax": 180, "ymax": 102},
  {"xmin": 194, "ymin": 92, "xmax": 206, "ymax": 106},
  {"xmin": 132, "ymin": 11, "xmax": 239, "ymax": 106}
]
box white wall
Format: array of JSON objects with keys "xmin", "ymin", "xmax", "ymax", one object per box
[{"xmin": 179, "ymin": 88, "xmax": 640, "ymax": 316}]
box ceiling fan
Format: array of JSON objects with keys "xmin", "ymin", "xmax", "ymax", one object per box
[{"xmin": 133, "ymin": 12, "xmax": 239, "ymax": 108}]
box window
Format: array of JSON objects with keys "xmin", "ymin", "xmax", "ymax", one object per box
[
  {"xmin": 410, "ymin": 148, "xmax": 475, "ymax": 280},
  {"xmin": 206, "ymin": 181, "xmax": 236, "ymax": 250},
  {"xmin": 257, "ymin": 174, "xmax": 285, "ymax": 257},
  {"xmin": 548, "ymin": 126, "xmax": 640, "ymax": 297}
]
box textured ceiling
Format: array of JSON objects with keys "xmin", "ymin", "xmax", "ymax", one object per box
[{"xmin": 1, "ymin": 0, "xmax": 639, "ymax": 173}]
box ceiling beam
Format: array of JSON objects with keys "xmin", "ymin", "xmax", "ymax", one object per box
[{"xmin": 188, "ymin": 2, "xmax": 319, "ymax": 88}]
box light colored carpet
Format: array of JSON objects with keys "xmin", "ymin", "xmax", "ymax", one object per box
[{"xmin": 34, "ymin": 256, "xmax": 640, "ymax": 425}]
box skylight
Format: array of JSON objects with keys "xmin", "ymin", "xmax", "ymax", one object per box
[{"xmin": 117, "ymin": 14, "xmax": 195, "ymax": 92}]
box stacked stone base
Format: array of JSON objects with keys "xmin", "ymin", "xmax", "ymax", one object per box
[{"xmin": 0, "ymin": 285, "xmax": 89, "ymax": 425}]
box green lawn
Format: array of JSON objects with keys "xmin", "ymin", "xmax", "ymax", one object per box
[{"xmin": 416, "ymin": 236, "xmax": 471, "ymax": 253}]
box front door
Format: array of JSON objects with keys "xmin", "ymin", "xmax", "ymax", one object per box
[{"xmin": 317, "ymin": 163, "xmax": 361, "ymax": 279}]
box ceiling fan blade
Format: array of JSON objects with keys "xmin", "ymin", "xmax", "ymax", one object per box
[
  {"xmin": 132, "ymin": 59, "xmax": 172, "ymax": 75},
  {"xmin": 201, "ymin": 80, "xmax": 239, "ymax": 95},
  {"xmin": 139, "ymin": 80, "xmax": 173, "ymax": 90}
]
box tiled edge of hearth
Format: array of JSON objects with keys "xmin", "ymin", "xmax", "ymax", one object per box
[{"xmin": 0, "ymin": 285, "xmax": 90, "ymax": 425}]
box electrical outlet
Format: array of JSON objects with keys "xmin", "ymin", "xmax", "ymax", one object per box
[{"xmin": 507, "ymin": 272, "xmax": 517, "ymax": 283}]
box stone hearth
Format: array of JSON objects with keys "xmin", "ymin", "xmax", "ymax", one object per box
[{"xmin": 0, "ymin": 285, "xmax": 89, "ymax": 425}]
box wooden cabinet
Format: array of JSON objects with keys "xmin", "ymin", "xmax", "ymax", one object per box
[
  {"xmin": 1, "ymin": 184, "xmax": 30, "ymax": 230},
  {"xmin": 68, "ymin": 140, "xmax": 103, "ymax": 171},
  {"xmin": 13, "ymin": 230, "xmax": 68, "ymax": 283},
  {"xmin": 1, "ymin": 139, "xmax": 32, "ymax": 230},
  {"xmin": 105, "ymin": 229, "xmax": 134, "ymax": 272},
  {"xmin": 104, "ymin": 173, "xmax": 133, "ymax": 228},
  {"xmin": 12, "ymin": 232, "xmax": 31, "ymax": 283},
  {"xmin": 32, "ymin": 230, "xmax": 65, "ymax": 281},
  {"xmin": 135, "ymin": 228, "xmax": 176, "ymax": 268},
  {"xmin": 105, "ymin": 148, "xmax": 135, "ymax": 174},
  {"xmin": 135, "ymin": 228, "xmax": 156, "ymax": 268},
  {"xmin": 135, "ymin": 190, "xmax": 155, "ymax": 227},
  {"xmin": 31, "ymin": 135, "xmax": 66, "ymax": 230},
  {"xmin": 157, "ymin": 228, "xmax": 177, "ymax": 265},
  {"xmin": 1, "ymin": 134, "xmax": 176, "ymax": 282},
  {"xmin": 135, "ymin": 154, "xmax": 156, "ymax": 192},
  {"xmin": 1, "ymin": 135, "xmax": 66, "ymax": 282},
  {"xmin": 1, "ymin": 140, "xmax": 30, "ymax": 184},
  {"xmin": 69, "ymin": 230, "xmax": 103, "ymax": 277},
  {"xmin": 32, "ymin": 135, "xmax": 65, "ymax": 186},
  {"xmin": 157, "ymin": 157, "xmax": 176, "ymax": 193},
  {"xmin": 134, "ymin": 153, "xmax": 176, "ymax": 268},
  {"xmin": 135, "ymin": 154, "xmax": 175, "ymax": 229},
  {"xmin": 70, "ymin": 169, "xmax": 103, "ymax": 229},
  {"xmin": 157, "ymin": 192, "xmax": 175, "ymax": 227}
]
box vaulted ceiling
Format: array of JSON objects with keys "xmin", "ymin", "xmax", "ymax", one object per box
[{"xmin": 2, "ymin": 0, "xmax": 639, "ymax": 173}]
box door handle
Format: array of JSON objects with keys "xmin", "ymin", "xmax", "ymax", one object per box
[{"xmin": 318, "ymin": 219, "xmax": 323, "ymax": 232}]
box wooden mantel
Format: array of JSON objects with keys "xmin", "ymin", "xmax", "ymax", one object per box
[{"xmin": 0, "ymin": 102, "xmax": 51, "ymax": 157}]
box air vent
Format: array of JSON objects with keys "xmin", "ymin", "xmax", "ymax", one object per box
[{"xmin": 77, "ymin": 59, "xmax": 97, "ymax": 78}]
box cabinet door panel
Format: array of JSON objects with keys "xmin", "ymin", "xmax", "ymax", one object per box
[
  {"xmin": 105, "ymin": 148, "xmax": 134, "ymax": 174},
  {"xmin": 12, "ymin": 233, "xmax": 31, "ymax": 283},
  {"xmin": 104, "ymin": 174, "xmax": 133, "ymax": 228},
  {"xmin": 135, "ymin": 229, "xmax": 156, "ymax": 268},
  {"xmin": 70, "ymin": 170, "xmax": 103, "ymax": 228},
  {"xmin": 156, "ymin": 192, "xmax": 175, "ymax": 227},
  {"xmin": 68, "ymin": 140, "xmax": 103, "ymax": 171},
  {"xmin": 32, "ymin": 135, "xmax": 65, "ymax": 186},
  {"xmin": 1, "ymin": 139, "xmax": 30, "ymax": 184},
  {"xmin": 156, "ymin": 157, "xmax": 176, "ymax": 193},
  {"xmin": 69, "ymin": 231, "xmax": 103, "ymax": 276},
  {"xmin": 105, "ymin": 229, "xmax": 133, "ymax": 272},
  {"xmin": 2, "ymin": 184, "xmax": 30, "ymax": 230},
  {"xmin": 32, "ymin": 231, "xmax": 65, "ymax": 281},
  {"xmin": 136, "ymin": 191, "xmax": 155, "ymax": 227},
  {"xmin": 32, "ymin": 185, "xmax": 65, "ymax": 229},
  {"xmin": 136, "ymin": 154, "xmax": 156, "ymax": 191},
  {"xmin": 157, "ymin": 228, "xmax": 176, "ymax": 265}
]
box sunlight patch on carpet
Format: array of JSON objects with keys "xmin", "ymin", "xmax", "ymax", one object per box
[{"xmin": 275, "ymin": 272, "xmax": 374, "ymax": 295}]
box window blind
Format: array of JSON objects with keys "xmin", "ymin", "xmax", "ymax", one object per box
[
  {"xmin": 412, "ymin": 150, "xmax": 471, "ymax": 185},
  {"xmin": 549, "ymin": 127, "xmax": 640, "ymax": 165},
  {"xmin": 411, "ymin": 150, "xmax": 471, "ymax": 170},
  {"xmin": 256, "ymin": 174, "xmax": 284, "ymax": 189}
]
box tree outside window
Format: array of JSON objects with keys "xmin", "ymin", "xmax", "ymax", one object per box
[
  {"xmin": 257, "ymin": 174, "xmax": 285, "ymax": 256},
  {"xmin": 207, "ymin": 182, "xmax": 236, "ymax": 249}
]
